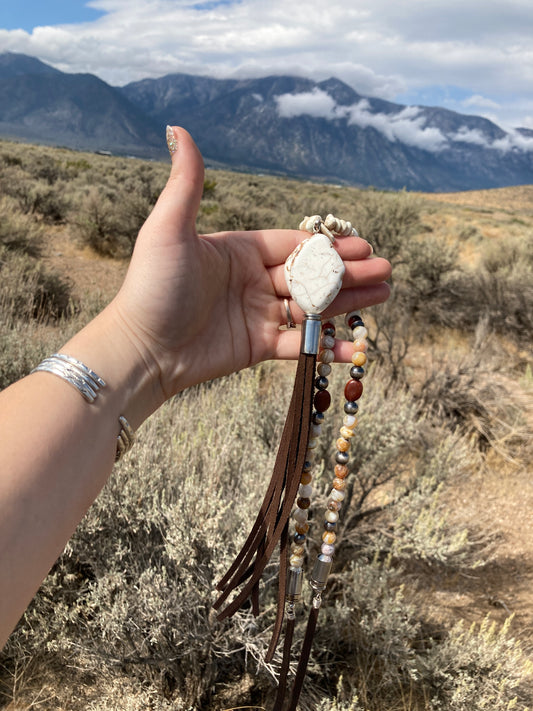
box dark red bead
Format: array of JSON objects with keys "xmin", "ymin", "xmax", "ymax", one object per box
[
  {"xmin": 344, "ymin": 379, "xmax": 363, "ymax": 401},
  {"xmin": 314, "ymin": 389, "xmax": 331, "ymax": 412}
]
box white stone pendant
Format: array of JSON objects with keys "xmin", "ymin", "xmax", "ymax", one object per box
[{"xmin": 285, "ymin": 233, "xmax": 345, "ymax": 314}]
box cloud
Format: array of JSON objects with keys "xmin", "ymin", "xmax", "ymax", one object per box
[
  {"xmin": 276, "ymin": 91, "xmax": 448, "ymax": 152},
  {"xmin": 462, "ymin": 94, "xmax": 501, "ymax": 110},
  {"xmin": 0, "ymin": 0, "xmax": 531, "ymax": 128}
]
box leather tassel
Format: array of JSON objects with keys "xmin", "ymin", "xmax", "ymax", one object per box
[{"xmin": 214, "ymin": 350, "xmax": 316, "ymax": 625}]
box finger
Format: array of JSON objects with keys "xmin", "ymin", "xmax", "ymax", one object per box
[
  {"xmin": 269, "ymin": 255, "xmax": 392, "ymax": 297},
  {"xmin": 139, "ymin": 126, "xmax": 205, "ymax": 244},
  {"xmin": 221, "ymin": 229, "xmax": 374, "ymax": 268}
]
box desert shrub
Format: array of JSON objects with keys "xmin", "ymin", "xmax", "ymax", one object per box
[
  {"xmin": 70, "ymin": 186, "xmax": 151, "ymax": 257},
  {"xmin": 0, "ymin": 196, "xmax": 44, "ymax": 255},
  {"xmin": 0, "ymin": 246, "xmax": 72, "ymax": 326}
]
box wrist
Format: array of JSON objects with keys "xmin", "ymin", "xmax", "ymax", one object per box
[{"xmin": 59, "ymin": 302, "xmax": 166, "ymax": 432}]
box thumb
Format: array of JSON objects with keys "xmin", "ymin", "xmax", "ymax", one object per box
[{"xmin": 143, "ymin": 126, "xmax": 205, "ymax": 241}]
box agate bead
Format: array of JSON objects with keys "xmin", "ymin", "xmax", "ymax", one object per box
[
  {"xmin": 297, "ymin": 497, "xmax": 311, "ymax": 509},
  {"xmin": 336, "ymin": 437, "xmax": 350, "ymax": 452},
  {"xmin": 340, "ymin": 425, "xmax": 355, "ymax": 439},
  {"xmin": 322, "ymin": 531, "xmax": 337, "ymax": 545},
  {"xmin": 332, "ymin": 477, "xmax": 346, "ymax": 491},
  {"xmin": 317, "ymin": 362, "xmax": 332, "ymax": 377},
  {"xmin": 351, "ymin": 352, "xmax": 367, "ymax": 367}
]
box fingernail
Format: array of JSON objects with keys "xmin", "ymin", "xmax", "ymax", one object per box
[{"xmin": 166, "ymin": 125, "xmax": 178, "ymax": 155}]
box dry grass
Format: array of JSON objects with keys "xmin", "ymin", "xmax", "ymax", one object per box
[{"xmin": 1, "ymin": 139, "xmax": 532, "ymax": 710}]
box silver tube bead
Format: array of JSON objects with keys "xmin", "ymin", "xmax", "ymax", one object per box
[
  {"xmin": 310, "ymin": 554, "xmax": 333, "ymax": 592},
  {"xmin": 286, "ymin": 567, "xmax": 304, "ymax": 602},
  {"xmin": 301, "ymin": 314, "xmax": 322, "ymax": 355}
]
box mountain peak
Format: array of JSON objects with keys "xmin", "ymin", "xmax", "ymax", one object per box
[{"xmin": 0, "ymin": 52, "xmax": 62, "ymax": 80}]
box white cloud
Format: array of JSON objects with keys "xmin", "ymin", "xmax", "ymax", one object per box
[{"xmin": 0, "ymin": 0, "xmax": 531, "ymax": 128}]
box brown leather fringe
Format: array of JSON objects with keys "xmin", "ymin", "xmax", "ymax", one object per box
[
  {"xmin": 213, "ymin": 352, "xmax": 316, "ymax": 640},
  {"xmin": 272, "ymin": 614, "xmax": 295, "ymax": 711},
  {"xmin": 286, "ymin": 603, "xmax": 321, "ymax": 711}
]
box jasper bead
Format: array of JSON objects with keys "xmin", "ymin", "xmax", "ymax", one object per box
[
  {"xmin": 299, "ymin": 483, "xmax": 313, "ymax": 498},
  {"xmin": 336, "ymin": 437, "xmax": 350, "ymax": 452},
  {"xmin": 300, "ymin": 471, "xmax": 313, "ymax": 485},
  {"xmin": 317, "ymin": 362, "xmax": 332, "ymax": 377},
  {"xmin": 328, "ymin": 499, "xmax": 341, "ymax": 512},
  {"xmin": 322, "ymin": 531, "xmax": 337, "ymax": 545},
  {"xmin": 314, "ymin": 389, "xmax": 331, "ymax": 412},
  {"xmin": 334, "ymin": 464, "xmax": 349, "ymax": 479},
  {"xmin": 291, "ymin": 544, "xmax": 306, "ymax": 556},
  {"xmin": 293, "ymin": 508, "xmax": 308, "ymax": 523},
  {"xmin": 340, "ymin": 425, "xmax": 355, "ymax": 439},
  {"xmin": 290, "ymin": 554, "xmax": 304, "ymax": 567},
  {"xmin": 344, "ymin": 379, "xmax": 363, "ymax": 401},
  {"xmin": 352, "ymin": 352, "xmax": 367, "ymax": 367},
  {"xmin": 319, "ymin": 348, "xmax": 335, "ymax": 364},
  {"xmin": 297, "ymin": 497, "xmax": 311, "ymax": 509},
  {"xmin": 295, "ymin": 521, "xmax": 310, "ymax": 534},
  {"xmin": 330, "ymin": 488, "xmax": 346, "ymax": 502},
  {"xmin": 332, "ymin": 477, "xmax": 346, "ymax": 491}
]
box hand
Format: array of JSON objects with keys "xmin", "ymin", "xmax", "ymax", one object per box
[{"xmin": 111, "ymin": 127, "xmax": 391, "ymax": 403}]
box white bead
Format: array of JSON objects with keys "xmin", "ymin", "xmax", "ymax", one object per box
[
  {"xmin": 290, "ymin": 554, "xmax": 305, "ymax": 567},
  {"xmin": 352, "ymin": 326, "xmax": 368, "ymax": 340},
  {"xmin": 293, "ymin": 508, "xmax": 308, "ymax": 523},
  {"xmin": 319, "ymin": 348, "xmax": 335, "ymax": 364},
  {"xmin": 299, "ymin": 483, "xmax": 313, "ymax": 498},
  {"xmin": 317, "ymin": 362, "xmax": 331, "ymax": 376},
  {"xmin": 310, "ymin": 423, "xmax": 322, "ymax": 437},
  {"xmin": 330, "ymin": 488, "xmax": 346, "ymax": 502},
  {"xmin": 325, "ymin": 509, "xmax": 339, "ymax": 523},
  {"xmin": 321, "ymin": 543, "xmax": 335, "ymax": 556},
  {"xmin": 321, "ymin": 335, "xmax": 335, "ymax": 349},
  {"xmin": 343, "ymin": 414, "xmax": 357, "ymax": 427},
  {"xmin": 284, "ymin": 233, "xmax": 345, "ymax": 314}
]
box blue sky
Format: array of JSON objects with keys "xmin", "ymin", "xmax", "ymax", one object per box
[
  {"xmin": 0, "ymin": 0, "xmax": 532, "ymax": 131},
  {"xmin": 0, "ymin": 1, "xmax": 105, "ymax": 31}
]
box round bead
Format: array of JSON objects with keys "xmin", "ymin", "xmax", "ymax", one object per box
[
  {"xmin": 294, "ymin": 532, "xmax": 306, "ymax": 544},
  {"xmin": 322, "ymin": 531, "xmax": 337, "ymax": 545},
  {"xmin": 344, "ymin": 379, "xmax": 363, "ymax": 401},
  {"xmin": 330, "ymin": 488, "xmax": 346, "ymax": 502},
  {"xmin": 321, "ymin": 543, "xmax": 336, "ymax": 556},
  {"xmin": 297, "ymin": 497, "xmax": 311, "ymax": 509},
  {"xmin": 300, "ymin": 471, "xmax": 312, "ymax": 485},
  {"xmin": 319, "ymin": 348, "xmax": 335, "ymax": 364},
  {"xmin": 303, "ymin": 459, "xmax": 313, "ymax": 472},
  {"xmin": 293, "ymin": 508, "xmax": 308, "ymax": 523},
  {"xmin": 299, "ymin": 483, "xmax": 313, "ymax": 498},
  {"xmin": 350, "ymin": 366, "xmax": 365, "ymax": 380},
  {"xmin": 352, "ymin": 326, "xmax": 368, "ymax": 341},
  {"xmin": 324, "ymin": 521, "xmax": 337, "ymax": 532},
  {"xmin": 307, "ymin": 437, "xmax": 318, "ymax": 449},
  {"xmin": 322, "ymin": 322, "xmax": 335, "ymax": 335},
  {"xmin": 317, "ymin": 362, "xmax": 332, "ymax": 377},
  {"xmin": 344, "ymin": 401, "xmax": 359, "ymax": 415},
  {"xmin": 315, "ymin": 376, "xmax": 329, "ymax": 390},
  {"xmin": 295, "ymin": 521, "xmax": 310, "ymax": 534},
  {"xmin": 335, "ymin": 451, "xmax": 349, "ymax": 465},
  {"xmin": 352, "ymin": 352, "xmax": 367, "ymax": 367},
  {"xmin": 352, "ymin": 339, "xmax": 367, "ymax": 353},
  {"xmin": 328, "ymin": 500, "xmax": 341, "ymax": 512},
  {"xmin": 310, "ymin": 423, "xmax": 322, "ymax": 438},
  {"xmin": 321, "ymin": 335, "xmax": 335, "ymax": 349},
  {"xmin": 332, "ymin": 477, "xmax": 346, "ymax": 491},
  {"xmin": 334, "ymin": 464, "xmax": 349, "ymax": 479},
  {"xmin": 340, "ymin": 425, "xmax": 355, "ymax": 439},
  {"xmin": 290, "ymin": 554, "xmax": 304, "ymax": 567},
  {"xmin": 350, "ymin": 319, "xmax": 364, "ymax": 331},
  {"xmin": 291, "ymin": 543, "xmax": 305, "ymax": 556},
  {"xmin": 344, "ymin": 310, "xmax": 361, "ymax": 328},
  {"xmin": 312, "ymin": 411, "xmax": 325, "ymax": 425},
  {"xmin": 336, "ymin": 437, "xmax": 350, "ymax": 452},
  {"xmin": 343, "ymin": 414, "xmax": 357, "ymax": 428},
  {"xmin": 325, "ymin": 509, "xmax": 339, "ymax": 523},
  {"xmin": 314, "ymin": 389, "xmax": 331, "ymax": 412}
]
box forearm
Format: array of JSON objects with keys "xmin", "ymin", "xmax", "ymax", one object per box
[{"xmin": 0, "ymin": 302, "xmax": 163, "ymax": 646}]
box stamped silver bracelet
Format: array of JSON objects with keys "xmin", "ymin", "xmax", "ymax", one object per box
[{"xmin": 31, "ymin": 353, "xmax": 135, "ymax": 461}]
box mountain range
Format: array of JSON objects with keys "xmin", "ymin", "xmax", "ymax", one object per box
[{"xmin": 0, "ymin": 51, "xmax": 531, "ymax": 191}]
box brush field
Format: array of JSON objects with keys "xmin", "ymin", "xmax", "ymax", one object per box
[{"xmin": 0, "ymin": 140, "xmax": 532, "ymax": 711}]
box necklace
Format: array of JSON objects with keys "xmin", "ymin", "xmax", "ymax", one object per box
[{"xmin": 214, "ymin": 215, "xmax": 367, "ymax": 710}]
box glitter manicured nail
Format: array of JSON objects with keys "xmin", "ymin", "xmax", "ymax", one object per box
[{"xmin": 166, "ymin": 125, "xmax": 178, "ymax": 155}]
